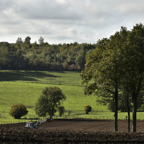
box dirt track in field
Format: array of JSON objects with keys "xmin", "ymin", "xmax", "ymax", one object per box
[{"xmin": 0, "ymin": 118, "xmax": 144, "ymax": 132}]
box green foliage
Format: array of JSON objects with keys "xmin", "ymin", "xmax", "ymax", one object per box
[
  {"xmin": 63, "ymin": 62, "xmax": 69, "ymax": 70},
  {"xmin": 81, "ymin": 23, "xmax": 144, "ymax": 132},
  {"xmin": 57, "ymin": 105, "xmax": 65, "ymax": 117},
  {"xmin": 67, "ymin": 110, "xmax": 72, "ymax": 116},
  {"xmin": 0, "ymin": 39, "xmax": 96, "ymax": 71},
  {"xmin": 9, "ymin": 104, "xmax": 28, "ymax": 119},
  {"xmin": 39, "ymin": 36, "xmax": 44, "ymax": 44},
  {"xmin": 34, "ymin": 86, "xmax": 66, "ymax": 118},
  {"xmin": 120, "ymin": 24, "xmax": 144, "ymax": 132},
  {"xmin": 24, "ymin": 36, "xmax": 31, "ymax": 44},
  {"xmin": 84, "ymin": 105, "xmax": 92, "ymax": 114},
  {"xmin": 107, "ymin": 100, "xmax": 115, "ymax": 112},
  {"xmin": 16, "ymin": 37, "xmax": 23, "ymax": 44},
  {"xmin": 102, "ymin": 91, "xmax": 143, "ymax": 112},
  {"xmin": 81, "ymin": 27, "xmax": 129, "ymax": 132},
  {"xmin": 75, "ymin": 49, "xmax": 86, "ymax": 69},
  {"xmin": 118, "ymin": 92, "xmax": 144, "ymax": 112}
]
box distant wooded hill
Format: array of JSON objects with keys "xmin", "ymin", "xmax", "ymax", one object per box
[{"xmin": 0, "ymin": 37, "xmax": 96, "ymax": 71}]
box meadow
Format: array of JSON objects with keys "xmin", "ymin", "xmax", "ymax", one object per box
[{"xmin": 0, "ymin": 70, "xmax": 143, "ymax": 123}]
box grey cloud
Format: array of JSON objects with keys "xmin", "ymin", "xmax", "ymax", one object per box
[
  {"xmin": 0, "ymin": 0, "xmax": 14, "ymax": 11},
  {"xmin": 12, "ymin": 0, "xmax": 82, "ymax": 20},
  {"xmin": 1, "ymin": 20, "xmax": 21, "ymax": 25},
  {"xmin": 114, "ymin": 0, "xmax": 144, "ymax": 14},
  {"xmin": 0, "ymin": 0, "xmax": 144, "ymax": 44}
]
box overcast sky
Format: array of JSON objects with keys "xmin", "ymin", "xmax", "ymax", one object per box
[{"xmin": 0, "ymin": 0, "xmax": 144, "ymax": 44}]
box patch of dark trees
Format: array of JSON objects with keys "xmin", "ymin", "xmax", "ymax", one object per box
[{"xmin": 0, "ymin": 38, "xmax": 96, "ymax": 71}]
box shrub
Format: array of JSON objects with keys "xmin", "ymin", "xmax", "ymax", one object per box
[
  {"xmin": 9, "ymin": 104, "xmax": 28, "ymax": 119},
  {"xmin": 67, "ymin": 110, "xmax": 72, "ymax": 116},
  {"xmin": 57, "ymin": 105, "xmax": 65, "ymax": 117},
  {"xmin": 84, "ymin": 105, "xmax": 92, "ymax": 114}
]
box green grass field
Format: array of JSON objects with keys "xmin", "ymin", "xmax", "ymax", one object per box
[{"xmin": 0, "ymin": 70, "xmax": 143, "ymax": 123}]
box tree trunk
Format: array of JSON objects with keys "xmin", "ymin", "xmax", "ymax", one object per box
[
  {"xmin": 0, "ymin": 58, "xmax": 1, "ymax": 70},
  {"xmin": 114, "ymin": 87, "xmax": 118, "ymax": 132},
  {"xmin": 132, "ymin": 94, "xmax": 137, "ymax": 132},
  {"xmin": 127, "ymin": 94, "xmax": 130, "ymax": 132},
  {"xmin": 113, "ymin": 96, "xmax": 115, "ymax": 112}
]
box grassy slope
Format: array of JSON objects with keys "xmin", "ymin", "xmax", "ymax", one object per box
[{"xmin": 0, "ymin": 70, "xmax": 143, "ymax": 123}]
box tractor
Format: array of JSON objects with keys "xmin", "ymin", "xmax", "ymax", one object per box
[{"xmin": 25, "ymin": 118, "xmax": 53, "ymax": 129}]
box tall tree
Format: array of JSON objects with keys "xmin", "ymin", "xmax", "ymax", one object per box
[
  {"xmin": 24, "ymin": 36, "xmax": 31, "ymax": 44},
  {"xmin": 16, "ymin": 37, "xmax": 23, "ymax": 44},
  {"xmin": 120, "ymin": 23, "xmax": 144, "ymax": 132},
  {"xmin": 81, "ymin": 27, "xmax": 129, "ymax": 132},
  {"xmin": 81, "ymin": 37, "xmax": 120, "ymax": 131},
  {"xmin": 75, "ymin": 49, "xmax": 86, "ymax": 70},
  {"xmin": 39, "ymin": 36, "xmax": 44, "ymax": 44}
]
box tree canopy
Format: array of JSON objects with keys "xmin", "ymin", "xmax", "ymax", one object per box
[
  {"xmin": 34, "ymin": 86, "xmax": 66, "ymax": 119},
  {"xmin": 0, "ymin": 38, "xmax": 95, "ymax": 71},
  {"xmin": 81, "ymin": 23, "xmax": 144, "ymax": 132}
]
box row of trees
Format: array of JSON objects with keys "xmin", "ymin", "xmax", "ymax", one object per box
[
  {"xmin": 0, "ymin": 38, "xmax": 95, "ymax": 71},
  {"xmin": 81, "ymin": 23, "xmax": 144, "ymax": 132}
]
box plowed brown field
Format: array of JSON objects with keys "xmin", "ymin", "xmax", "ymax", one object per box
[
  {"xmin": 1, "ymin": 119, "xmax": 144, "ymax": 143},
  {"xmin": 1, "ymin": 119, "xmax": 144, "ymax": 132}
]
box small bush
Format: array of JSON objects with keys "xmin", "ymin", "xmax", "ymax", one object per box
[
  {"xmin": 9, "ymin": 104, "xmax": 28, "ymax": 119},
  {"xmin": 67, "ymin": 110, "xmax": 72, "ymax": 116},
  {"xmin": 84, "ymin": 105, "xmax": 92, "ymax": 114},
  {"xmin": 57, "ymin": 105, "xmax": 65, "ymax": 117}
]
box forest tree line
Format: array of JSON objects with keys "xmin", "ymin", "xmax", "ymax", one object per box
[{"xmin": 0, "ymin": 37, "xmax": 96, "ymax": 71}]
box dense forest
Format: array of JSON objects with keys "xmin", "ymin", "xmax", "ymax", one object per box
[{"xmin": 0, "ymin": 36, "xmax": 96, "ymax": 71}]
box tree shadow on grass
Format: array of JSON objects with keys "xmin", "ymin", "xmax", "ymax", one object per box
[
  {"xmin": 49, "ymin": 70, "xmax": 65, "ymax": 73},
  {"xmin": 20, "ymin": 71, "xmax": 59, "ymax": 78},
  {"xmin": 0, "ymin": 71, "xmax": 59, "ymax": 81}
]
